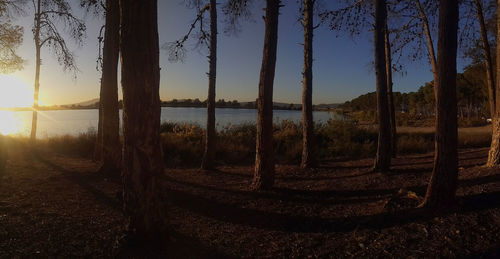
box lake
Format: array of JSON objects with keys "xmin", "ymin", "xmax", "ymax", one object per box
[{"xmin": 0, "ymin": 107, "xmax": 340, "ymax": 138}]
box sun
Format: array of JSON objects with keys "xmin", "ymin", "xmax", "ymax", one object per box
[{"xmin": 0, "ymin": 74, "xmax": 33, "ymax": 108}]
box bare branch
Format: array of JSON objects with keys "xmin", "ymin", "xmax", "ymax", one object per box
[
  {"xmin": 222, "ymin": 0, "xmax": 254, "ymax": 35},
  {"xmin": 34, "ymin": 0, "xmax": 86, "ymax": 75},
  {"xmin": 163, "ymin": 3, "xmax": 210, "ymax": 63}
]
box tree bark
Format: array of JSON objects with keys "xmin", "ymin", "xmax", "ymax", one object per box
[
  {"xmin": 385, "ymin": 17, "xmax": 397, "ymax": 158},
  {"xmin": 120, "ymin": 0, "xmax": 167, "ymax": 240},
  {"xmin": 253, "ymin": 0, "xmax": 280, "ymax": 190},
  {"xmin": 30, "ymin": 0, "xmax": 41, "ymax": 143},
  {"xmin": 201, "ymin": 0, "xmax": 217, "ymax": 171},
  {"xmin": 301, "ymin": 0, "xmax": 315, "ymax": 169},
  {"xmin": 373, "ymin": 0, "xmax": 391, "ymax": 172},
  {"xmin": 421, "ymin": 0, "xmax": 459, "ymax": 209},
  {"xmin": 99, "ymin": 0, "xmax": 121, "ymax": 176}
]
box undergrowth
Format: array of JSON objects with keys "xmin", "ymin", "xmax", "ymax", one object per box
[{"xmin": 31, "ymin": 121, "xmax": 491, "ymax": 168}]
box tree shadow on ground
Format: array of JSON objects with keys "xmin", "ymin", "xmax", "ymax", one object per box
[
  {"xmin": 33, "ymin": 151, "xmax": 122, "ymax": 212},
  {"xmin": 165, "ymin": 175, "xmax": 385, "ymax": 205},
  {"xmin": 164, "ymin": 165, "xmax": 500, "ymax": 235},
  {"xmin": 116, "ymin": 228, "xmax": 231, "ymax": 258},
  {"xmin": 165, "ymin": 186, "xmax": 500, "ymax": 234}
]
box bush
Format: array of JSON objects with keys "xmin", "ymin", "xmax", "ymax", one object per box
[
  {"xmin": 316, "ymin": 120, "xmax": 377, "ymax": 159},
  {"xmin": 160, "ymin": 123, "xmax": 204, "ymax": 167},
  {"xmin": 217, "ymin": 123, "xmax": 256, "ymax": 165},
  {"xmin": 273, "ymin": 120, "xmax": 302, "ymax": 163}
]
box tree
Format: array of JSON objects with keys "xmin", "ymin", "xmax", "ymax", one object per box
[
  {"xmin": 414, "ymin": 0, "xmax": 438, "ymax": 86},
  {"xmin": 385, "ymin": 14, "xmax": 397, "ymax": 158},
  {"xmin": 472, "ymin": 0, "xmax": 495, "ymax": 118},
  {"xmin": 493, "ymin": 0, "xmax": 500, "ymax": 165},
  {"xmin": 120, "ymin": 0, "xmax": 167, "ymax": 240},
  {"xmin": 201, "ymin": 0, "xmax": 217, "ymax": 170},
  {"xmin": 166, "ymin": 0, "xmax": 218, "ymax": 171},
  {"xmin": 97, "ymin": 0, "xmax": 121, "ymax": 176},
  {"xmin": 252, "ymin": 0, "xmax": 281, "ymax": 190},
  {"xmin": 78, "ymin": 0, "xmax": 108, "ymax": 163},
  {"xmin": 0, "ymin": 0, "xmax": 25, "ymax": 174},
  {"xmin": 320, "ymin": 0, "xmax": 393, "ymax": 169},
  {"xmin": 373, "ymin": 0, "xmax": 391, "ymax": 171},
  {"xmin": 30, "ymin": 0, "xmax": 86, "ymax": 142},
  {"xmin": 79, "ymin": 0, "xmax": 105, "ymax": 162},
  {"xmin": 80, "ymin": 0, "xmax": 121, "ymax": 173},
  {"xmin": 471, "ymin": 0, "xmax": 500, "ymax": 166},
  {"xmin": 421, "ymin": 0, "xmax": 459, "ymax": 209},
  {"xmin": 0, "ymin": 1, "xmax": 24, "ymax": 73},
  {"xmin": 300, "ymin": 0, "xmax": 316, "ymax": 169}
]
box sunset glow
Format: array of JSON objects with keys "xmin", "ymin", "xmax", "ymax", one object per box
[
  {"xmin": 0, "ymin": 110, "xmax": 24, "ymax": 135},
  {"xmin": 0, "ymin": 74, "xmax": 33, "ymax": 108}
]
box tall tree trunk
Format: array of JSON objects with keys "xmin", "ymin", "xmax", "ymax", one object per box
[
  {"xmin": 415, "ymin": 0, "xmax": 438, "ymax": 88},
  {"xmin": 421, "ymin": 0, "xmax": 459, "ymax": 209},
  {"xmin": 373, "ymin": 0, "xmax": 391, "ymax": 172},
  {"xmin": 301, "ymin": 0, "xmax": 315, "ymax": 169},
  {"xmin": 201, "ymin": 0, "xmax": 217, "ymax": 170},
  {"xmin": 100, "ymin": 0, "xmax": 121, "ymax": 176},
  {"xmin": 253, "ymin": 0, "xmax": 280, "ymax": 190},
  {"xmin": 94, "ymin": 87, "xmax": 104, "ymax": 161},
  {"xmin": 30, "ymin": 0, "xmax": 41, "ymax": 143},
  {"xmin": 385, "ymin": 18, "xmax": 397, "ymax": 158},
  {"xmin": 120, "ymin": 0, "xmax": 167, "ymax": 240},
  {"xmin": 474, "ymin": 0, "xmax": 495, "ymax": 116}
]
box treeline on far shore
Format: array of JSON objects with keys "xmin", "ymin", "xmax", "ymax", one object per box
[
  {"xmin": 339, "ymin": 63, "xmax": 492, "ymax": 127},
  {"xmin": 2, "ymin": 98, "xmax": 339, "ymax": 111}
]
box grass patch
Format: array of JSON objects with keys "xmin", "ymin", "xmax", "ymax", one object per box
[{"xmin": 39, "ymin": 127, "xmax": 97, "ymax": 159}]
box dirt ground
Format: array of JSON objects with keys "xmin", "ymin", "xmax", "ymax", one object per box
[{"xmin": 1, "ymin": 138, "xmax": 500, "ymax": 258}]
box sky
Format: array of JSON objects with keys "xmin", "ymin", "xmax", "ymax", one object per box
[{"xmin": 4, "ymin": 0, "xmax": 469, "ymax": 106}]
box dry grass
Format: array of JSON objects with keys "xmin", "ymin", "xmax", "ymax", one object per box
[
  {"xmin": 398, "ymin": 125, "xmax": 491, "ymax": 134},
  {"xmin": 13, "ymin": 122, "xmax": 493, "ymax": 168}
]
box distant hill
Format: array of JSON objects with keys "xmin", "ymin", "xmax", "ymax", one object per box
[{"xmin": 315, "ymin": 103, "xmax": 341, "ymax": 110}]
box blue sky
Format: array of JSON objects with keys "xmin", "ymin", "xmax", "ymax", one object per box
[{"xmin": 7, "ymin": 0, "xmax": 469, "ymax": 106}]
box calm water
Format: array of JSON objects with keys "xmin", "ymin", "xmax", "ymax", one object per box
[{"xmin": 0, "ymin": 107, "xmax": 340, "ymax": 138}]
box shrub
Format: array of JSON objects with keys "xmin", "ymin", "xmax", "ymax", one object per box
[
  {"xmin": 316, "ymin": 120, "xmax": 377, "ymax": 159},
  {"xmin": 160, "ymin": 123, "xmax": 204, "ymax": 167},
  {"xmin": 217, "ymin": 123, "xmax": 256, "ymax": 165}
]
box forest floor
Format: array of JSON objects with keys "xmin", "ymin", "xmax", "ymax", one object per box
[{"xmin": 1, "ymin": 138, "xmax": 500, "ymax": 258}]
